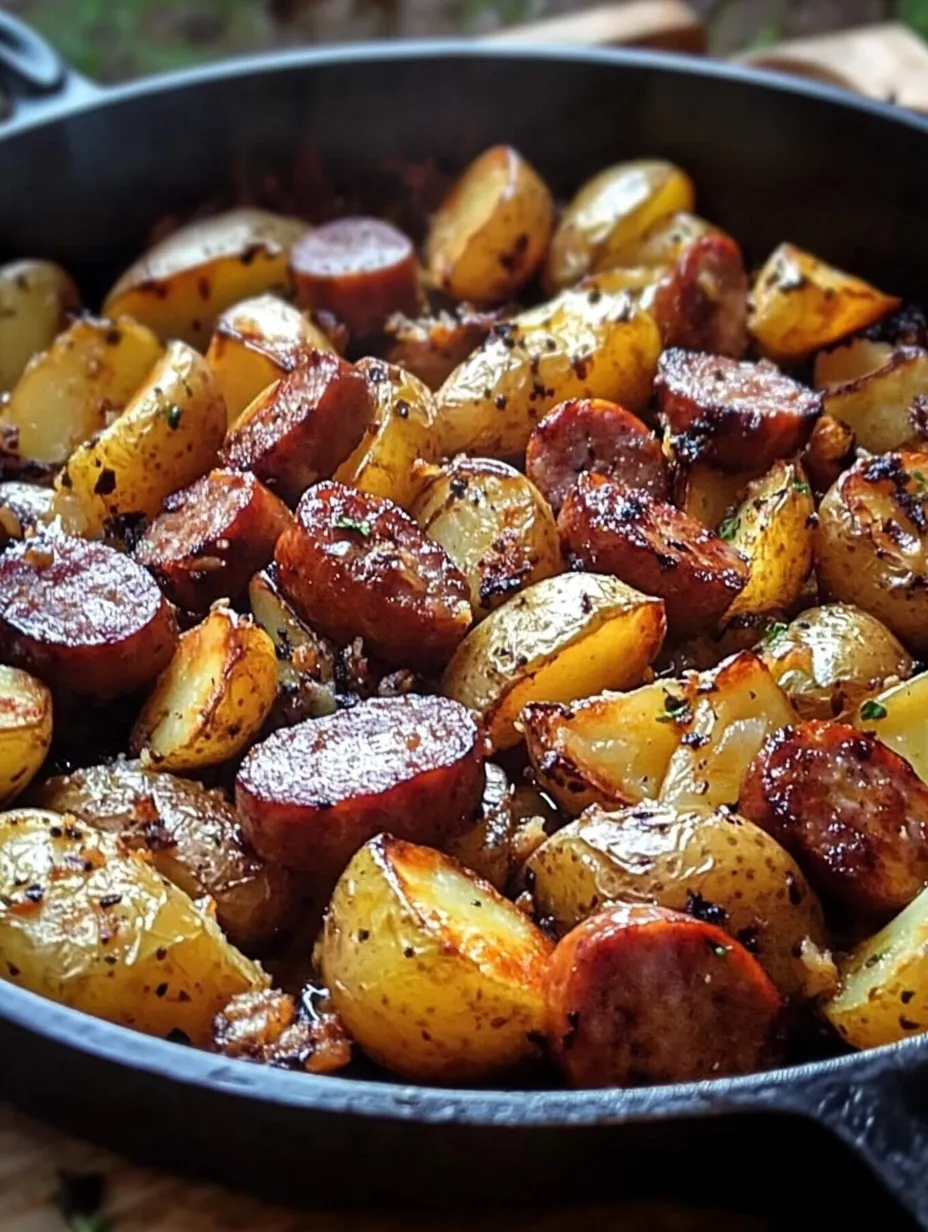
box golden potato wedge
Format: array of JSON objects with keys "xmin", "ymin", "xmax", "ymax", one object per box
[
  {"xmin": 763, "ymin": 604, "xmax": 913, "ymax": 720},
  {"xmin": 333, "ymin": 358, "xmax": 437, "ymax": 510},
  {"xmin": 0, "ymin": 808, "xmax": 267, "ymax": 1045},
  {"xmin": 526, "ymin": 803, "xmax": 832, "ymax": 1000},
  {"xmin": 721, "ymin": 460, "xmax": 815, "ymax": 623},
  {"xmin": 104, "ymin": 208, "xmax": 308, "ymax": 348},
  {"xmin": 131, "ymin": 606, "xmax": 277, "ymax": 772},
  {"xmin": 813, "ymin": 334, "xmax": 895, "ymax": 388},
  {"xmin": 434, "ymin": 287, "xmax": 662, "ymax": 459},
  {"xmin": 522, "ymin": 677, "xmax": 698, "ymax": 816},
  {"xmin": 0, "ymin": 260, "xmax": 80, "ymax": 393},
  {"xmin": 0, "ymin": 666, "xmax": 52, "ymax": 806},
  {"xmin": 205, "ymin": 293, "xmax": 335, "ymax": 425},
  {"xmin": 659, "ymin": 651, "xmax": 799, "ymax": 809},
  {"xmin": 248, "ymin": 566, "xmax": 337, "ymax": 722},
  {"xmin": 546, "ymin": 160, "xmax": 695, "ymax": 292},
  {"xmin": 824, "ymin": 883, "xmax": 928, "ymax": 1049},
  {"xmin": 802, "ymin": 413, "xmax": 857, "ymax": 498},
  {"xmin": 413, "ymin": 457, "xmax": 561, "ymax": 618},
  {"xmin": 318, "ymin": 834, "xmax": 552, "ymax": 1081},
  {"xmin": 749, "ymin": 242, "xmax": 900, "ymax": 363},
  {"xmin": 853, "ymin": 669, "xmax": 928, "ymax": 786},
  {"xmin": 442, "ymin": 572, "xmax": 666, "ymax": 751},
  {"xmin": 605, "ymin": 211, "xmax": 722, "ymax": 269},
  {"xmin": 445, "ymin": 762, "xmax": 516, "ymax": 892},
  {"xmin": 820, "ymin": 346, "xmax": 928, "ymax": 453},
  {"xmin": 673, "ymin": 462, "xmax": 758, "ymax": 531},
  {"xmin": 4, "ymin": 315, "xmax": 164, "ymax": 465},
  {"xmin": 426, "ymin": 145, "xmax": 554, "ymax": 303}
]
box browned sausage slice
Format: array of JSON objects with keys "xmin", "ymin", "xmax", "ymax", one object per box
[
  {"xmin": 557, "ymin": 473, "xmax": 748, "ymax": 636},
  {"xmin": 525, "ymin": 398, "xmax": 668, "ymax": 515},
  {"xmin": 740, "ymin": 720, "xmax": 928, "ymax": 922},
  {"xmin": 656, "ymin": 349, "xmax": 822, "ymax": 471},
  {"xmin": 0, "ymin": 536, "xmax": 176, "ymax": 699},
  {"xmin": 290, "ymin": 218, "xmax": 421, "ymax": 337},
  {"xmin": 275, "ymin": 480, "xmax": 472, "ymax": 669},
  {"xmin": 236, "ymin": 695, "xmax": 485, "ymax": 875},
  {"xmin": 545, "ymin": 903, "xmax": 783, "ymax": 1088},
  {"xmin": 220, "ymin": 350, "xmax": 372, "ymax": 505},
  {"xmin": 652, "ymin": 235, "xmax": 749, "ymax": 358}
]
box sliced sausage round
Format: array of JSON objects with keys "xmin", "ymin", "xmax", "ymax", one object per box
[
  {"xmin": 740, "ymin": 720, "xmax": 928, "ymax": 922},
  {"xmin": 236, "ymin": 694, "xmax": 485, "ymax": 875},
  {"xmin": 0, "ymin": 536, "xmax": 177, "ymax": 699},
  {"xmin": 652, "ymin": 235, "xmax": 749, "ymax": 358},
  {"xmin": 545, "ymin": 903, "xmax": 783, "ymax": 1088},
  {"xmin": 525, "ymin": 398, "xmax": 668, "ymax": 515}
]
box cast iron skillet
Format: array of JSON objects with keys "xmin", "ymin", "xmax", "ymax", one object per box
[{"xmin": 2, "ymin": 9, "xmax": 928, "ymax": 1225}]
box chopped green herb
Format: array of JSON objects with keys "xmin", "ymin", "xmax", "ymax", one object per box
[
  {"xmin": 718, "ymin": 515, "xmax": 740, "ymax": 541},
  {"xmin": 656, "ymin": 692, "xmax": 692, "ymax": 724},
  {"xmin": 761, "ymin": 621, "xmax": 789, "ymax": 648},
  {"xmin": 860, "ymin": 699, "xmax": 888, "ymax": 721},
  {"xmin": 165, "ymin": 404, "xmax": 183, "ymax": 430},
  {"xmin": 792, "ymin": 480, "xmax": 811, "ymax": 495},
  {"xmin": 712, "ymin": 943, "xmax": 731, "ymax": 958},
  {"xmin": 334, "ymin": 516, "xmax": 372, "ymax": 538}
]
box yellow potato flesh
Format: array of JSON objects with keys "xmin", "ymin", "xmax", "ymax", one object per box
[
  {"xmin": 0, "ymin": 666, "xmax": 52, "ymax": 806},
  {"xmin": 854, "ymin": 670, "xmax": 928, "ymax": 786},
  {"xmin": 822, "ymin": 347, "xmax": 928, "ymax": 453},
  {"xmin": 604, "ymin": 211, "xmax": 721, "ymax": 269},
  {"xmin": 0, "ymin": 259, "xmax": 80, "ymax": 393}
]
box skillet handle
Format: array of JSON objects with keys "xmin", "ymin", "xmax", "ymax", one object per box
[{"xmin": 0, "ymin": 10, "xmax": 98, "ymax": 124}]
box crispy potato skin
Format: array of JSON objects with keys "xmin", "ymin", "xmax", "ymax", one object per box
[
  {"xmin": 558, "ymin": 474, "xmax": 748, "ymax": 637},
  {"xmin": 32, "ymin": 763, "xmax": 296, "ymax": 950},
  {"xmin": 821, "ymin": 346, "xmax": 928, "ymax": 454},
  {"xmin": 318, "ymin": 835, "xmax": 553, "ymax": 1081},
  {"xmin": 220, "ymin": 350, "xmax": 372, "ymax": 506},
  {"xmin": 0, "ymin": 536, "xmax": 177, "ymax": 700},
  {"xmin": 135, "ymin": 469, "xmax": 292, "ymax": 612},
  {"xmin": 525, "ymin": 398, "xmax": 667, "ymax": 515},
  {"xmin": 0, "ymin": 259, "xmax": 80, "ymax": 393},
  {"xmin": 0, "ymin": 809, "xmax": 267, "ymax": 1044},
  {"xmin": 213, "ymin": 987, "xmax": 352, "ymax": 1075},
  {"xmin": 545, "ymin": 903, "xmax": 783, "ymax": 1088},
  {"xmin": 236, "ymin": 695, "xmax": 484, "ymax": 875},
  {"xmin": 0, "ymin": 666, "xmax": 52, "ymax": 806},
  {"xmin": 384, "ymin": 307, "xmax": 501, "ymax": 390},
  {"xmin": 740, "ymin": 720, "xmax": 928, "ymax": 921},
  {"xmin": 652, "ymin": 234, "xmax": 749, "ymax": 358},
  {"xmin": 275, "ymin": 480, "xmax": 472, "ymax": 670}
]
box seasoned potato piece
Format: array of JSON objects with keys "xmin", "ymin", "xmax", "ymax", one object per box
[
  {"xmin": 824, "ymin": 884, "xmax": 928, "ymax": 1049},
  {"xmin": 0, "ymin": 260, "xmax": 80, "ymax": 392},
  {"xmin": 545, "ymin": 903, "xmax": 782, "ymax": 1088},
  {"xmin": 546, "ymin": 160, "xmax": 695, "ymax": 292},
  {"xmin": 131, "ymin": 606, "xmax": 277, "ymax": 772},
  {"xmin": 0, "ymin": 482, "xmax": 54, "ymax": 540},
  {"xmin": 558, "ymin": 475, "xmax": 748, "ymax": 636},
  {"xmin": 4, "ymin": 316, "xmax": 163, "ymax": 465},
  {"xmin": 426, "ymin": 145, "xmax": 554, "ymax": 303},
  {"xmin": 445, "ymin": 762, "xmax": 516, "ymax": 892},
  {"xmin": 213, "ymin": 986, "xmax": 352, "ymax": 1075},
  {"xmin": 721, "ymin": 461, "xmax": 815, "ymax": 623},
  {"xmin": 0, "ymin": 666, "xmax": 52, "ymax": 806},
  {"xmin": 434, "ymin": 287, "xmax": 662, "ymax": 459},
  {"xmin": 32, "ymin": 763, "xmax": 295, "ymax": 950},
  {"xmin": 528, "ymin": 803, "xmax": 831, "ymax": 1000},
  {"xmin": 802, "ymin": 414, "xmax": 857, "ymax": 498},
  {"xmin": 820, "ymin": 347, "xmax": 928, "ymax": 453},
  {"xmin": 652, "ymin": 235, "xmax": 749, "ymax": 358},
  {"xmin": 741, "ymin": 720, "xmax": 928, "ymax": 921},
  {"xmin": 525, "ymin": 398, "xmax": 668, "ymax": 515},
  {"xmin": 749, "ymin": 242, "xmax": 900, "ymax": 363},
  {"xmin": 673, "ymin": 462, "xmax": 757, "ymax": 532},
  {"xmin": 237, "ymin": 695, "xmax": 484, "ymax": 875},
  {"xmin": 606, "ymin": 211, "xmax": 721, "ymax": 269},
  {"xmin": 854, "ymin": 670, "xmax": 928, "ymax": 786},
  {"xmin": 442, "ymin": 572, "xmax": 666, "ymax": 751},
  {"xmin": 656, "ymin": 349, "xmax": 822, "ymax": 472},
  {"xmin": 135, "ymin": 469, "xmax": 292, "ymax": 612},
  {"xmin": 659, "ymin": 651, "xmax": 798, "ymax": 810},
  {"xmin": 333, "ymin": 358, "xmax": 438, "ymax": 511},
  {"xmin": 522, "ymin": 677, "xmax": 698, "ymax": 815},
  {"xmin": 813, "ymin": 334, "xmax": 895, "ymax": 388},
  {"xmin": 384, "ymin": 306, "xmax": 500, "ymax": 391},
  {"xmin": 275, "ymin": 481, "xmax": 471, "ymax": 670},
  {"xmin": 0, "ymin": 537, "xmax": 176, "ymax": 700},
  {"xmin": 54, "ymin": 341, "xmax": 227, "ymax": 538},
  {"xmin": 104, "ymin": 208, "xmax": 307, "ymax": 348},
  {"xmin": 318, "ymin": 835, "xmax": 552, "ymax": 1081},
  {"xmin": 248, "ymin": 566, "xmax": 337, "ymax": 722},
  {"xmin": 0, "ymin": 809, "xmax": 267, "ymax": 1045},
  {"xmin": 220, "ymin": 350, "xmax": 371, "ymax": 507},
  {"xmin": 763, "ymin": 605, "xmax": 913, "ymax": 720},
  {"xmin": 291, "ymin": 217, "xmax": 421, "ymax": 336},
  {"xmin": 205, "ymin": 293, "xmax": 335, "ymax": 425},
  {"xmin": 413, "ymin": 457, "xmax": 560, "ymax": 618},
  {"xmin": 816, "ymin": 451, "xmax": 928, "ymax": 652}
]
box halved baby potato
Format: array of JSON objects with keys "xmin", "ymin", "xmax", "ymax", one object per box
[
  {"xmin": 318, "ymin": 834, "xmax": 553, "ymax": 1081},
  {"xmin": 131, "ymin": 605, "xmax": 277, "ymax": 772},
  {"xmin": 820, "ymin": 346, "xmax": 928, "ymax": 454},
  {"xmin": 813, "ymin": 334, "xmax": 896, "ymax": 388},
  {"xmin": 605, "ymin": 211, "xmax": 722, "ymax": 269},
  {"xmin": 0, "ymin": 666, "xmax": 52, "ymax": 806},
  {"xmin": 853, "ymin": 669, "xmax": 928, "ymax": 786},
  {"xmin": 441, "ymin": 571, "xmax": 666, "ymax": 751},
  {"xmin": 0, "ymin": 260, "xmax": 81, "ymax": 394}
]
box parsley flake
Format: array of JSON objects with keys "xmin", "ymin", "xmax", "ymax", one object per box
[
  {"xmin": 718, "ymin": 515, "xmax": 740, "ymax": 541},
  {"xmin": 334, "ymin": 516, "xmax": 372, "ymax": 538},
  {"xmin": 792, "ymin": 480, "xmax": 811, "ymax": 495},
  {"xmin": 761, "ymin": 621, "xmax": 789, "ymax": 648},
  {"xmin": 860, "ymin": 699, "xmax": 888, "ymax": 721}
]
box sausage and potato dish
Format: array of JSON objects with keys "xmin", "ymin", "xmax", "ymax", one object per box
[{"xmin": 2, "ymin": 144, "xmax": 928, "ymax": 1092}]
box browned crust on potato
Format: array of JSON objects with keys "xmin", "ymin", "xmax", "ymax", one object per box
[
  {"xmin": 740, "ymin": 720, "xmax": 928, "ymax": 921},
  {"xmin": 557, "ymin": 473, "xmax": 748, "ymax": 636},
  {"xmin": 236, "ymin": 695, "xmax": 485, "ymax": 875},
  {"xmin": 384, "ymin": 306, "xmax": 502, "ymax": 390},
  {"xmin": 0, "ymin": 536, "xmax": 176, "ymax": 699},
  {"xmin": 275, "ymin": 480, "xmax": 472, "ymax": 669},
  {"xmin": 802, "ymin": 414, "xmax": 857, "ymax": 498},
  {"xmin": 213, "ymin": 987, "xmax": 353, "ymax": 1074}
]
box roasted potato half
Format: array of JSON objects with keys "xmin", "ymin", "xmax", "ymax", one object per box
[
  {"xmin": 813, "ymin": 334, "xmax": 894, "ymax": 388},
  {"xmin": 673, "ymin": 462, "xmax": 757, "ymax": 532},
  {"xmin": 104, "ymin": 208, "xmax": 307, "ymax": 348},
  {"xmin": 0, "ymin": 666, "xmax": 52, "ymax": 806},
  {"xmin": 131, "ymin": 606, "xmax": 277, "ymax": 772},
  {"xmin": 0, "ymin": 259, "xmax": 80, "ymax": 392},
  {"xmin": 820, "ymin": 346, "xmax": 928, "ymax": 454},
  {"xmin": 853, "ymin": 669, "xmax": 928, "ymax": 786},
  {"xmin": 0, "ymin": 809, "xmax": 267, "ymax": 1044},
  {"xmin": 442, "ymin": 572, "xmax": 667, "ymax": 751},
  {"xmin": 318, "ymin": 835, "xmax": 552, "ymax": 1081},
  {"xmin": 606, "ymin": 211, "xmax": 722, "ymax": 269}
]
